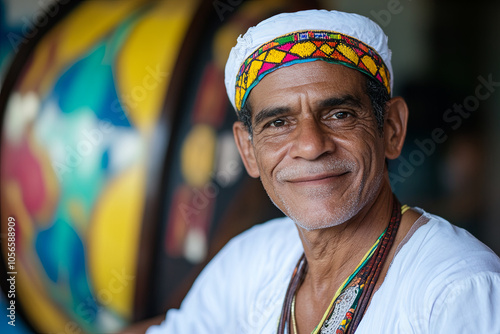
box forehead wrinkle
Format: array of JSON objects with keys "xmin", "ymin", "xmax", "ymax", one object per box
[{"xmin": 317, "ymin": 94, "xmax": 363, "ymax": 110}]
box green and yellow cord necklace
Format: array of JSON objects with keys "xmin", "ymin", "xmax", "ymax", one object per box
[{"xmin": 277, "ymin": 196, "xmax": 406, "ymax": 334}]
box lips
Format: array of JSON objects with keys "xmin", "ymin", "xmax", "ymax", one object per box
[
  {"xmin": 286, "ymin": 171, "xmax": 349, "ymax": 184},
  {"xmin": 275, "ymin": 160, "xmax": 356, "ymax": 184}
]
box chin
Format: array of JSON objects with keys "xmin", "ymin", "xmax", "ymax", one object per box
[
  {"xmin": 269, "ymin": 193, "xmax": 360, "ymax": 230},
  {"xmin": 268, "ymin": 194, "xmax": 361, "ymax": 231},
  {"xmin": 275, "ymin": 174, "xmax": 384, "ymax": 231},
  {"xmin": 288, "ymin": 208, "xmax": 357, "ymax": 231}
]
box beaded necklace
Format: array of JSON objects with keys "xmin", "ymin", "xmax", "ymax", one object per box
[{"xmin": 277, "ymin": 196, "xmax": 405, "ymax": 334}]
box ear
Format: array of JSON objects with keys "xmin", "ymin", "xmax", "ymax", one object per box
[
  {"xmin": 384, "ymin": 96, "xmax": 409, "ymax": 160},
  {"xmin": 233, "ymin": 122, "xmax": 260, "ymax": 178}
]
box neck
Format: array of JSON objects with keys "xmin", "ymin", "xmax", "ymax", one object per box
[{"xmin": 295, "ymin": 181, "xmax": 395, "ymax": 297}]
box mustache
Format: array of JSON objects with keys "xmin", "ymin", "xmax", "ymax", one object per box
[{"xmin": 276, "ymin": 160, "xmax": 356, "ymax": 182}]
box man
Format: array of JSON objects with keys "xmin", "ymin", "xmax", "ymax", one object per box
[{"xmin": 146, "ymin": 9, "xmax": 500, "ymax": 333}]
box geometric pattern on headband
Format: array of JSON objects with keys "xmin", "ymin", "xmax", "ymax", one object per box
[{"xmin": 235, "ymin": 30, "xmax": 391, "ymax": 111}]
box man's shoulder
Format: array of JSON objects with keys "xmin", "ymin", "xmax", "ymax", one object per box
[
  {"xmin": 363, "ymin": 209, "xmax": 500, "ymax": 333},
  {"xmin": 410, "ymin": 209, "xmax": 499, "ymax": 267},
  {"xmin": 227, "ymin": 215, "xmax": 300, "ymax": 251},
  {"xmin": 393, "ymin": 209, "xmax": 500, "ymax": 288},
  {"xmin": 217, "ymin": 215, "xmax": 302, "ymax": 264}
]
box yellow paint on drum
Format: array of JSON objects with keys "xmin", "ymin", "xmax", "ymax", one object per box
[
  {"xmin": 181, "ymin": 124, "xmax": 216, "ymax": 188},
  {"xmin": 88, "ymin": 163, "xmax": 146, "ymax": 319},
  {"xmin": 116, "ymin": 0, "xmax": 199, "ymax": 132},
  {"xmin": 20, "ymin": 0, "xmax": 146, "ymax": 95},
  {"xmin": 17, "ymin": 39, "xmax": 51, "ymax": 94}
]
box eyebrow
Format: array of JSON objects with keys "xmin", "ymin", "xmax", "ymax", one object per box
[
  {"xmin": 252, "ymin": 94, "xmax": 364, "ymax": 127},
  {"xmin": 253, "ymin": 106, "xmax": 292, "ymax": 128}
]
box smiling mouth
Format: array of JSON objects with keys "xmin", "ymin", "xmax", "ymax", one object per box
[{"xmin": 287, "ymin": 171, "xmax": 349, "ymax": 184}]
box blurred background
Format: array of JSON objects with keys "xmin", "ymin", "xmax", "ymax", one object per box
[{"xmin": 0, "ymin": 0, "xmax": 499, "ymax": 333}]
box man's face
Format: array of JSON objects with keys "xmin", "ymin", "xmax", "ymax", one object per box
[{"xmin": 237, "ymin": 61, "xmax": 388, "ymax": 230}]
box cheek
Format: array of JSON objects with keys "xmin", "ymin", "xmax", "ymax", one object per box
[
  {"xmin": 361, "ymin": 136, "xmax": 386, "ymax": 178},
  {"xmin": 253, "ymin": 138, "xmax": 290, "ymax": 171},
  {"xmin": 252, "ymin": 145, "xmax": 277, "ymax": 185},
  {"xmin": 339, "ymin": 127, "xmax": 384, "ymax": 174}
]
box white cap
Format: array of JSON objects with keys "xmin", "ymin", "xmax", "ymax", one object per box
[{"xmin": 224, "ymin": 9, "xmax": 393, "ymax": 112}]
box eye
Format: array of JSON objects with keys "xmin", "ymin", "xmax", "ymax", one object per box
[
  {"xmin": 331, "ymin": 111, "xmax": 352, "ymax": 119},
  {"xmin": 267, "ymin": 119, "xmax": 287, "ymax": 128}
]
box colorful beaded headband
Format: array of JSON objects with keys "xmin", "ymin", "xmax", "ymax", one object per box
[{"xmin": 234, "ymin": 30, "xmax": 391, "ymax": 112}]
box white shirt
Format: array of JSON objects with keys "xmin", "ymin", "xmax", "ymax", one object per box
[{"xmin": 146, "ymin": 209, "xmax": 500, "ymax": 333}]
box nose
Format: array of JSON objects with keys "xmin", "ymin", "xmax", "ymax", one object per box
[{"xmin": 289, "ymin": 118, "xmax": 335, "ymax": 160}]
